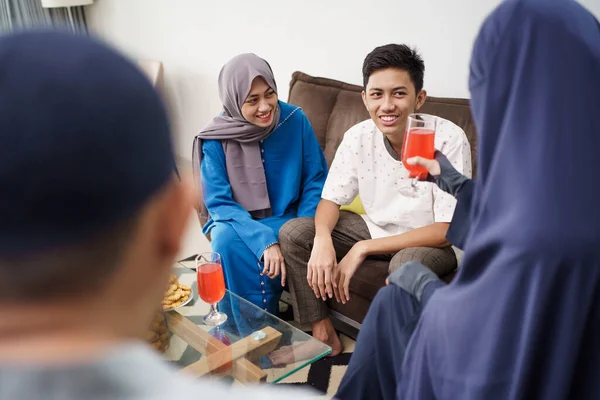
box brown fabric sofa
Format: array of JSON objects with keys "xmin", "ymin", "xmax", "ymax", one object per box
[{"xmin": 286, "ymin": 71, "xmax": 478, "ymax": 327}]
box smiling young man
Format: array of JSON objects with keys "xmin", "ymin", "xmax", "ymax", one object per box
[{"xmin": 279, "ymin": 44, "xmax": 472, "ymax": 354}]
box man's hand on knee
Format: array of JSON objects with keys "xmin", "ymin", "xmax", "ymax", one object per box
[{"xmin": 307, "ymin": 235, "xmax": 337, "ymax": 300}]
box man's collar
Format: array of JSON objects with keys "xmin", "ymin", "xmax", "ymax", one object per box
[{"xmin": 382, "ymin": 134, "xmax": 401, "ymax": 161}]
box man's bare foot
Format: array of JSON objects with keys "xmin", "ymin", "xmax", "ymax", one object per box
[
  {"xmin": 269, "ymin": 318, "xmax": 343, "ymax": 365},
  {"xmin": 312, "ymin": 317, "xmax": 343, "ymax": 357}
]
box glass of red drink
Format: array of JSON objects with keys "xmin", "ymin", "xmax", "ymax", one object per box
[
  {"xmin": 402, "ymin": 114, "xmax": 437, "ymax": 194},
  {"xmin": 196, "ymin": 252, "xmax": 227, "ymax": 326}
]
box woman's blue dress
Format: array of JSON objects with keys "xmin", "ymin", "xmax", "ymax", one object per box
[{"xmin": 201, "ymin": 101, "xmax": 327, "ymax": 314}]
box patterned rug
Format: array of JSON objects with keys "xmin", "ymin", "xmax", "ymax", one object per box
[{"xmin": 273, "ymin": 334, "xmax": 355, "ymax": 398}]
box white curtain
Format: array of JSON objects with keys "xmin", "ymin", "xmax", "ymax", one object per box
[{"xmin": 0, "ymin": 0, "xmax": 87, "ymax": 34}]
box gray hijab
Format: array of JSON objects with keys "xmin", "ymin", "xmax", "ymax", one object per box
[{"xmin": 193, "ymin": 53, "xmax": 280, "ymax": 223}]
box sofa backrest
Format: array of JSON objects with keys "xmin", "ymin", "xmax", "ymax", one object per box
[{"xmin": 288, "ymin": 71, "xmax": 478, "ymax": 176}]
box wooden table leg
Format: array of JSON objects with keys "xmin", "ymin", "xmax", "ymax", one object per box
[
  {"xmin": 166, "ymin": 312, "xmax": 223, "ymax": 353},
  {"xmin": 166, "ymin": 312, "xmax": 271, "ymax": 383},
  {"xmin": 182, "ymin": 326, "xmax": 282, "ymax": 379}
]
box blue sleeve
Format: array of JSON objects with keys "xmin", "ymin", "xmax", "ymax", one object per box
[
  {"xmin": 201, "ymin": 140, "xmax": 278, "ymax": 260},
  {"xmin": 296, "ymin": 112, "xmax": 328, "ymax": 217},
  {"xmin": 446, "ymin": 179, "xmax": 474, "ymax": 250}
]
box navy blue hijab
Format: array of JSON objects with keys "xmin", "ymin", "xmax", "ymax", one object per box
[
  {"xmin": 400, "ymin": 1, "xmax": 600, "ymax": 398},
  {"xmin": 0, "ymin": 31, "xmax": 175, "ymax": 256}
]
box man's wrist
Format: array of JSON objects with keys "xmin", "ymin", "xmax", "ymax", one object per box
[{"xmin": 314, "ymin": 231, "xmax": 332, "ymax": 242}]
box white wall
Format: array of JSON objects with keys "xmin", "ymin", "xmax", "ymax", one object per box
[
  {"xmin": 86, "ymin": 0, "xmax": 600, "ymax": 258},
  {"xmin": 86, "ymin": 0, "xmax": 600, "ymax": 160}
]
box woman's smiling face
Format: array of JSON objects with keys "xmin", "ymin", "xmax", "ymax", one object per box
[{"xmin": 241, "ymin": 76, "xmax": 278, "ymax": 127}]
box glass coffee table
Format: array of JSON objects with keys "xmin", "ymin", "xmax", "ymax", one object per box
[{"xmin": 163, "ymin": 262, "xmax": 331, "ymax": 384}]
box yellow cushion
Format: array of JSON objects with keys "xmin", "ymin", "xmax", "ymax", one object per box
[{"xmin": 339, "ymin": 195, "xmax": 366, "ymax": 215}]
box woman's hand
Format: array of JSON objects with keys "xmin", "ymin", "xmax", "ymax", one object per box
[
  {"xmin": 406, "ymin": 156, "xmax": 441, "ymax": 177},
  {"xmin": 407, "ymin": 151, "xmax": 468, "ymax": 197},
  {"xmin": 263, "ymin": 244, "xmax": 286, "ymax": 286}
]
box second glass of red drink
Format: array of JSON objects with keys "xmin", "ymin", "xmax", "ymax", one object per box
[{"xmin": 196, "ymin": 252, "xmax": 227, "ymax": 326}]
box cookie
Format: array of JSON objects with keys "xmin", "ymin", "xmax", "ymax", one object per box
[
  {"xmin": 166, "ymin": 289, "xmax": 184, "ymax": 302},
  {"xmin": 165, "ymin": 283, "xmax": 178, "ymax": 296},
  {"xmin": 169, "ymin": 295, "xmax": 187, "ymax": 309}
]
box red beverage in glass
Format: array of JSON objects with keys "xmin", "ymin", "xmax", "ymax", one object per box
[
  {"xmin": 197, "ymin": 263, "xmax": 226, "ymax": 304},
  {"xmin": 402, "ymin": 128, "xmax": 435, "ymax": 179},
  {"xmin": 196, "ymin": 252, "xmax": 227, "ymax": 326}
]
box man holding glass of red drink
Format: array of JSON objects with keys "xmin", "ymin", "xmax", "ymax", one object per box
[{"xmin": 280, "ymin": 44, "xmax": 472, "ymax": 355}]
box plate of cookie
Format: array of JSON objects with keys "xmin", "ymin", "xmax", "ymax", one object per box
[{"xmin": 162, "ymin": 274, "xmax": 193, "ymax": 311}]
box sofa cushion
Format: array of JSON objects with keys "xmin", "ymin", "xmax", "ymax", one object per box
[
  {"xmin": 288, "ymin": 72, "xmax": 368, "ymax": 166},
  {"xmin": 288, "ymin": 71, "xmax": 478, "ymax": 176},
  {"xmin": 326, "ymin": 291, "xmax": 373, "ymax": 325},
  {"xmin": 419, "ymin": 98, "xmax": 478, "ymax": 175},
  {"xmin": 324, "ymin": 90, "xmax": 370, "ymax": 165},
  {"xmin": 339, "ymin": 195, "xmax": 366, "ymax": 214}
]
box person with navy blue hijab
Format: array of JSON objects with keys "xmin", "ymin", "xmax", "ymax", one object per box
[
  {"xmin": 337, "ymin": 1, "xmax": 600, "ymax": 399},
  {"xmin": 0, "ymin": 30, "xmax": 316, "ymax": 400}
]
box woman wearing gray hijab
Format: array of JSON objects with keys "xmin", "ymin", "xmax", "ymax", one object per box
[{"xmin": 193, "ymin": 53, "xmax": 328, "ymax": 314}]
